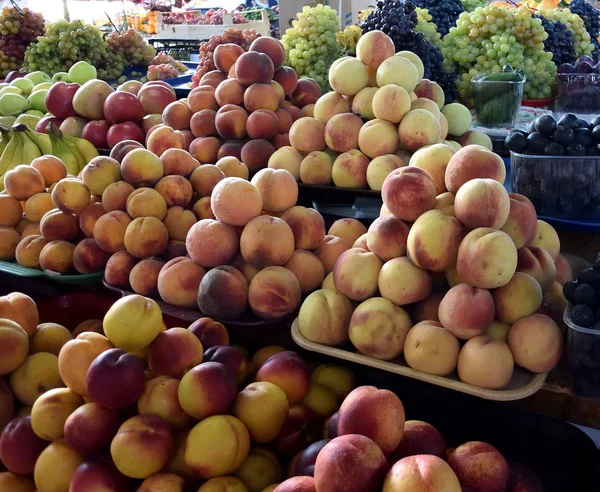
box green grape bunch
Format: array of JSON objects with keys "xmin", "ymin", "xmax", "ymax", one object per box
[
  {"xmin": 539, "ymin": 8, "xmax": 594, "ymax": 58},
  {"xmin": 282, "ymin": 4, "xmax": 341, "ymax": 91},
  {"xmin": 415, "ymin": 7, "xmax": 442, "ymax": 47},
  {"xmin": 442, "ymin": 5, "xmax": 556, "ymax": 100},
  {"xmin": 461, "ymin": 0, "xmax": 489, "ymax": 13},
  {"xmin": 106, "ymin": 28, "xmax": 156, "ymax": 67}
]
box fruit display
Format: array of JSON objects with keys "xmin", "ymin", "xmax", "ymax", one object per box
[
  {"xmin": 336, "ymin": 25, "xmax": 363, "ymax": 56},
  {"xmin": 146, "ymin": 52, "xmax": 188, "ymax": 81},
  {"xmin": 361, "ymin": 0, "xmax": 459, "ymax": 102},
  {"xmin": 297, "ymin": 134, "xmax": 568, "ymax": 389},
  {"xmin": 567, "ymin": 0, "xmax": 600, "ymax": 55},
  {"xmin": 105, "ymin": 28, "xmax": 157, "ymax": 67},
  {"xmin": 0, "ymin": 290, "xmax": 549, "ymax": 491},
  {"xmin": 442, "ymin": 5, "xmax": 557, "ymax": 101},
  {"xmin": 190, "ymin": 27, "xmax": 262, "ymax": 88},
  {"xmin": 281, "ymin": 4, "xmax": 342, "ymax": 91},
  {"xmin": 0, "ymin": 3, "xmax": 44, "ymax": 78},
  {"xmin": 286, "ymin": 30, "xmax": 487, "ymax": 191},
  {"xmin": 539, "ymin": 7, "xmax": 594, "ymax": 59}
]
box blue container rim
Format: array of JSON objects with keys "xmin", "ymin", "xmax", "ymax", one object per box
[
  {"xmin": 510, "ymin": 151, "xmax": 600, "ymax": 161},
  {"xmin": 564, "ymin": 302, "xmax": 600, "ymax": 335}
]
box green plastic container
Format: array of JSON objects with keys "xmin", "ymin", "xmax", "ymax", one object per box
[
  {"xmin": 0, "ymin": 260, "xmax": 103, "ymax": 284},
  {"xmin": 471, "ymin": 71, "xmax": 525, "ymax": 128}
]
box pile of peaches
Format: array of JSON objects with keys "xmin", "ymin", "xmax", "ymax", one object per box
[
  {"xmin": 297, "ymin": 139, "xmax": 573, "ymax": 391},
  {"xmin": 276, "ymin": 30, "xmax": 494, "ymax": 191},
  {"xmin": 0, "ymin": 290, "xmax": 546, "ymax": 492}
]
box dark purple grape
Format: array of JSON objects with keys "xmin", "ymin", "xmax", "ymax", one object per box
[{"xmin": 558, "ymin": 63, "xmax": 576, "ymax": 73}]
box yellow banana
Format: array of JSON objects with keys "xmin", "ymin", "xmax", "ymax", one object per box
[
  {"xmin": 49, "ymin": 132, "xmax": 80, "ymax": 176},
  {"xmin": 25, "ymin": 130, "xmax": 52, "ymax": 155},
  {"xmin": 20, "ymin": 130, "xmax": 42, "ymax": 165},
  {"xmin": 0, "ymin": 133, "xmax": 24, "ymax": 192},
  {"xmin": 0, "ymin": 129, "xmax": 11, "ymax": 157},
  {"xmin": 60, "ymin": 138, "xmax": 86, "ymax": 174},
  {"xmin": 62, "ymin": 133, "xmax": 99, "ymax": 167}
]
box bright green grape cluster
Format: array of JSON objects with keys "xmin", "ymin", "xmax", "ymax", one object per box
[
  {"xmin": 539, "ymin": 8, "xmax": 594, "ymax": 58},
  {"xmin": 23, "ymin": 19, "xmax": 126, "ymax": 79},
  {"xmin": 281, "ymin": 4, "xmax": 341, "ymax": 90},
  {"xmin": 415, "ymin": 7, "xmax": 442, "ymax": 47},
  {"xmin": 460, "ymin": 0, "xmax": 489, "ymax": 13},
  {"xmin": 442, "ymin": 5, "xmax": 556, "ymax": 100}
]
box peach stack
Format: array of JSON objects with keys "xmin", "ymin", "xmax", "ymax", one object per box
[
  {"xmin": 0, "ymin": 289, "xmax": 362, "ymax": 492},
  {"xmin": 298, "ymin": 141, "xmax": 568, "ymax": 390},
  {"xmin": 280, "ymin": 30, "xmax": 492, "ymax": 191}
]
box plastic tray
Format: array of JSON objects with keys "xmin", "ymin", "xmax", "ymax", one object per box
[
  {"xmin": 291, "ymin": 318, "xmax": 547, "ymax": 401},
  {"xmin": 0, "ymin": 260, "xmax": 103, "ymax": 285},
  {"xmin": 103, "ymin": 278, "xmax": 296, "ymax": 329}
]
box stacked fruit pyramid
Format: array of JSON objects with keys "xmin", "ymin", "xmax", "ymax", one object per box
[{"xmin": 0, "ymin": 291, "xmax": 548, "ymax": 491}]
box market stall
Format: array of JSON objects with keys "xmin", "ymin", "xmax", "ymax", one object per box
[{"xmin": 0, "ymin": 0, "xmax": 600, "ymax": 490}]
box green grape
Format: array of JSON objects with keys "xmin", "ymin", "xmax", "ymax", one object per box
[
  {"xmin": 415, "ymin": 7, "xmax": 442, "ymax": 47},
  {"xmin": 539, "ymin": 8, "xmax": 593, "ymax": 58},
  {"xmin": 282, "ymin": 4, "xmax": 341, "ymax": 91}
]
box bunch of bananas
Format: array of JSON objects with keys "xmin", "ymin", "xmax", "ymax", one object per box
[
  {"xmin": 0, "ymin": 124, "xmax": 99, "ymax": 192},
  {"xmin": 336, "ymin": 25, "xmax": 363, "ymax": 55}
]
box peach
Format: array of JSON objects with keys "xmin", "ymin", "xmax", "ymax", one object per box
[
  {"xmin": 212, "ymin": 177, "xmax": 263, "ymax": 227},
  {"xmin": 214, "ymin": 43, "xmax": 245, "ymax": 72},
  {"xmin": 445, "ymin": 145, "xmax": 506, "ymax": 193},
  {"xmin": 457, "ymin": 336, "xmax": 515, "ymax": 389},
  {"xmin": 268, "ymin": 146, "xmax": 304, "ymax": 180},
  {"xmin": 110, "ymin": 414, "xmax": 174, "ymax": 479},
  {"xmin": 406, "ymin": 209, "xmax": 464, "ymax": 272},
  {"xmin": 188, "ymin": 85, "xmax": 218, "ymax": 112},
  {"xmin": 162, "ymin": 240, "xmax": 187, "ymax": 261},
  {"xmin": 331, "ymin": 149, "xmax": 370, "ymax": 188},
  {"xmin": 353, "ymin": 233, "xmax": 369, "ymax": 250},
  {"xmin": 72, "ymin": 238, "xmax": 110, "ymax": 274},
  {"xmin": 403, "ymin": 321, "xmax": 460, "ymax": 376},
  {"xmin": 310, "ymin": 364, "xmax": 355, "ymax": 401},
  {"xmin": 241, "ymin": 139, "xmax": 275, "ymax": 171},
  {"xmin": 256, "ymin": 351, "xmax": 310, "ymax": 404},
  {"xmin": 324, "ymin": 113, "xmax": 363, "ymax": 153},
  {"xmin": 358, "ymin": 119, "xmax": 399, "ymax": 158},
  {"xmin": 189, "ymin": 136, "xmax": 221, "ymax": 164},
  {"xmin": 0, "ymin": 319, "xmax": 28, "ymax": 375},
  {"xmin": 102, "ymin": 181, "xmax": 135, "ymax": 212},
  {"xmin": 80, "ymin": 156, "xmax": 121, "ymax": 196},
  {"xmin": 40, "ymin": 208, "xmax": 78, "ymax": 241},
  {"xmin": 186, "ymin": 219, "xmax": 238, "ymax": 268},
  {"xmin": 160, "ymin": 148, "xmax": 197, "ymax": 177},
  {"xmin": 413, "ymin": 79, "xmax": 445, "ymax": 108},
  {"xmin": 411, "ymin": 292, "xmax": 444, "ymax": 323},
  {"xmin": 437, "ymin": 192, "xmax": 456, "ymax": 211},
  {"xmin": 138, "ymin": 473, "xmax": 185, "ymax": 492},
  {"xmin": 327, "ymin": 219, "xmax": 366, "ymax": 250},
  {"xmin": 244, "ymin": 83, "xmax": 280, "ymax": 112},
  {"xmin": 383, "ymin": 455, "xmax": 461, "ymax": 492},
  {"xmin": 391, "ymin": 420, "xmax": 447, "ymax": 461},
  {"xmin": 555, "ymin": 254, "xmax": 573, "ymax": 284},
  {"xmin": 20, "ymin": 221, "xmax": 41, "ymax": 238},
  {"xmin": 0, "ymin": 292, "xmax": 38, "ymax": 337},
  {"xmin": 39, "ymin": 240, "xmax": 76, "ymax": 273},
  {"xmin": 15, "ymin": 235, "xmax": 48, "ymax": 268},
  {"xmin": 240, "ymin": 215, "xmax": 295, "ymax": 268},
  {"xmin": 297, "ymin": 150, "xmax": 333, "ymax": 186},
  {"xmin": 448, "ymin": 441, "xmax": 509, "ymax": 492},
  {"xmin": 124, "ymin": 216, "xmax": 169, "ymax": 258},
  {"xmin": 109, "ymin": 140, "xmax": 145, "ymax": 163},
  {"xmin": 163, "ymin": 206, "xmax": 196, "ymax": 241},
  {"xmin": 276, "ymin": 109, "xmax": 293, "ymax": 134},
  {"xmin": 188, "ymin": 166, "xmax": 225, "ymax": 200},
  {"xmin": 30, "ymin": 387, "xmax": 83, "ymax": 441},
  {"xmin": 218, "ymin": 140, "xmax": 245, "ymax": 161},
  {"xmin": 215, "ymin": 156, "xmax": 248, "ymax": 180},
  {"xmin": 153, "ymin": 176, "xmax": 193, "ymax": 208},
  {"xmin": 248, "ymin": 266, "xmax": 301, "ymax": 320},
  {"xmin": 313, "ymin": 92, "xmax": 350, "ymax": 123},
  {"xmin": 0, "ymin": 226, "xmax": 19, "ymax": 260},
  {"xmin": 235, "ymin": 448, "xmax": 283, "ymax": 491},
  {"xmin": 530, "ymin": 220, "xmax": 560, "ymax": 260},
  {"xmin": 352, "ymin": 87, "xmax": 378, "ymax": 120},
  {"xmin": 366, "ymin": 154, "xmax": 405, "ymax": 191},
  {"xmin": 356, "ymin": 30, "xmax": 395, "ymax": 69},
  {"xmin": 298, "ymin": 289, "xmax": 353, "ymax": 346},
  {"xmin": 104, "ymin": 250, "xmax": 137, "ymax": 288},
  {"xmin": 200, "ymin": 70, "xmax": 228, "ymax": 89},
  {"xmin": 285, "ymin": 249, "xmax": 325, "ymax": 294},
  {"xmin": 147, "ymin": 327, "xmax": 204, "ymax": 378},
  {"xmin": 333, "ymin": 248, "xmax": 383, "ymax": 301},
  {"xmin": 291, "ymin": 79, "xmax": 321, "ymax": 108},
  {"xmin": 438, "ymin": 284, "xmax": 495, "ymax": 339},
  {"xmin": 507, "ymin": 314, "xmax": 563, "ymax": 373},
  {"xmin": 274, "ymin": 66, "xmax": 299, "ymax": 95},
  {"xmin": 314, "ymin": 434, "xmax": 387, "ymax": 492},
  {"xmin": 0, "ymin": 195, "xmax": 23, "ymax": 227},
  {"xmin": 289, "ymin": 117, "xmax": 326, "ymax": 153},
  {"xmin": 236, "ymin": 50, "xmax": 275, "ymax": 85},
  {"xmin": 31, "ymin": 155, "xmax": 68, "ymax": 187},
  {"xmin": 4, "ymin": 165, "xmax": 45, "ymax": 200},
  {"xmin": 71, "ymin": 319, "xmax": 103, "ymax": 337},
  {"xmin": 198, "ymin": 477, "xmax": 248, "ymax": 492},
  {"xmin": 9, "ymin": 352, "xmax": 63, "ymax": 405},
  {"xmin": 204, "ymin": 345, "xmax": 248, "ymax": 386},
  {"xmin": 314, "ymin": 235, "xmax": 350, "ymax": 274},
  {"xmin": 198, "ymin": 266, "xmax": 249, "ymax": 319},
  {"xmin": 216, "ymin": 105, "xmax": 248, "ymax": 141},
  {"xmin": 185, "ymin": 415, "xmax": 250, "ymax": 478},
  {"xmin": 188, "ymin": 317, "xmax": 229, "ymax": 349},
  {"xmin": 281, "ymin": 206, "xmax": 326, "ymax": 250},
  {"xmin": 372, "ymin": 85, "xmax": 411, "ymax": 124},
  {"xmin": 274, "ymin": 477, "xmax": 315, "ymax": 492},
  {"xmin": 409, "ymin": 143, "xmax": 454, "ymax": 195},
  {"xmin": 246, "ymin": 109, "xmax": 279, "ymax": 140},
  {"xmin": 397, "ymin": 109, "xmax": 441, "ymax": 152},
  {"xmin": 163, "ymin": 101, "xmax": 192, "ymax": 130},
  {"xmin": 411, "ymin": 97, "xmax": 441, "ymax": 116},
  {"xmin": 439, "ymin": 114, "xmax": 449, "ymax": 140},
  {"xmin": 251, "ymin": 168, "xmax": 298, "ymax": 213},
  {"xmin": 137, "ymin": 376, "xmax": 191, "ymax": 430},
  {"xmin": 458, "ymin": 130, "xmax": 493, "ymax": 150},
  {"xmin": 156, "ymin": 257, "xmax": 205, "ymax": 307},
  {"xmin": 33, "ymin": 440, "xmax": 84, "ymax": 492},
  {"xmin": 329, "ymin": 57, "xmax": 368, "ymax": 96},
  {"xmin": 456, "ymin": 228, "xmax": 518, "ymax": 289},
  {"xmin": 493, "ymin": 272, "xmax": 543, "ymax": 325},
  {"xmin": 24, "ymin": 193, "xmax": 55, "ymax": 222},
  {"xmin": 378, "ymin": 256, "xmax": 432, "ymax": 306},
  {"xmin": 231, "ymin": 253, "xmax": 260, "ymax": 283},
  {"xmin": 382, "ymin": 167, "xmax": 436, "ymax": 222},
  {"xmin": 0, "ymin": 416, "xmax": 49, "ymax": 475},
  {"xmin": 349, "ymin": 298, "xmax": 412, "ymax": 360},
  {"xmin": 64, "ymin": 402, "xmax": 120, "ymax": 455},
  {"xmin": 78, "ymin": 202, "xmax": 106, "ymax": 238},
  {"xmin": 454, "ymin": 178, "xmax": 510, "ymax": 229},
  {"xmin": 129, "ymin": 257, "xmax": 164, "ymax": 296},
  {"xmin": 0, "ymin": 472, "xmax": 35, "ymax": 491},
  {"xmin": 120, "ymin": 148, "xmax": 164, "ymax": 187}
]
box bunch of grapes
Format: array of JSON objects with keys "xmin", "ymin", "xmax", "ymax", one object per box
[
  {"xmin": 151, "ymin": 51, "xmax": 187, "ymax": 72},
  {"xmin": 0, "ymin": 5, "xmax": 44, "ymax": 77},
  {"xmin": 536, "ymin": 14, "xmax": 576, "ymax": 66},
  {"xmin": 106, "ymin": 28, "xmax": 156, "ymax": 66},
  {"xmin": 147, "ymin": 63, "xmax": 179, "ymax": 80},
  {"xmin": 540, "ymin": 8, "xmax": 594, "ymax": 58},
  {"xmin": 415, "ymin": 7, "xmax": 441, "ymax": 47},
  {"xmin": 190, "ymin": 27, "xmax": 261, "ymax": 87},
  {"xmin": 460, "ymin": 0, "xmax": 488, "ymax": 13},
  {"xmin": 282, "ymin": 4, "xmax": 341, "ymax": 91},
  {"xmin": 413, "ymin": 0, "xmax": 464, "ymax": 37},
  {"xmin": 362, "ymin": 0, "xmax": 459, "ymax": 102},
  {"xmin": 566, "ymin": 0, "xmax": 600, "ymax": 54},
  {"xmin": 336, "ymin": 24, "xmax": 362, "ymax": 55},
  {"xmin": 442, "ymin": 5, "xmax": 557, "ymax": 100}
]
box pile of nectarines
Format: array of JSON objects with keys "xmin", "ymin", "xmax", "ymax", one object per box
[
  {"xmin": 281, "ymin": 30, "xmax": 494, "ymax": 190},
  {"xmin": 299, "ymin": 140, "xmax": 571, "ymax": 390}
]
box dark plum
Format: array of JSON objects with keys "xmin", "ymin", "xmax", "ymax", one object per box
[
  {"xmin": 574, "ymin": 128, "xmax": 593, "ymax": 147},
  {"xmin": 505, "ymin": 131, "xmax": 527, "ymax": 153},
  {"xmin": 573, "ymin": 283, "xmax": 596, "ymax": 307},
  {"xmin": 563, "ymin": 281, "xmax": 578, "ymax": 301},
  {"xmin": 558, "ymin": 113, "xmax": 580, "ymax": 128},
  {"xmin": 525, "ymin": 132, "xmax": 547, "ymax": 154},
  {"xmin": 578, "ymin": 267, "xmax": 600, "ymax": 287},
  {"xmin": 544, "ymin": 142, "xmax": 565, "ymax": 156},
  {"xmin": 553, "ymin": 125, "xmax": 575, "ymax": 145},
  {"xmin": 571, "ymin": 304, "xmax": 594, "ymax": 328},
  {"xmin": 578, "ymin": 119, "xmax": 590, "ymax": 130},
  {"xmin": 567, "ymin": 142, "xmax": 586, "ymax": 156},
  {"xmin": 592, "ymin": 125, "xmax": 600, "ymax": 143},
  {"xmin": 535, "ymin": 114, "xmax": 557, "ymax": 137},
  {"xmin": 591, "ymin": 116, "xmax": 600, "ymax": 128}
]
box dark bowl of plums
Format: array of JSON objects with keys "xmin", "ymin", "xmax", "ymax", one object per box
[
  {"xmin": 506, "ymin": 113, "xmax": 600, "ymax": 219},
  {"xmin": 563, "ymin": 255, "xmax": 600, "ymax": 399},
  {"xmin": 557, "ymin": 56, "xmax": 600, "ymax": 113}
]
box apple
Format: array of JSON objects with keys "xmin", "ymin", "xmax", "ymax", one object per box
[
  {"xmin": 142, "ymin": 114, "xmax": 163, "ymax": 133},
  {"xmin": 59, "ymin": 116, "xmax": 88, "ymax": 138},
  {"xmin": 68, "ymin": 61, "xmax": 98, "ymax": 85},
  {"xmin": 44, "ymin": 82, "xmax": 80, "ymax": 119},
  {"xmin": 104, "ymin": 92, "xmax": 144, "ymax": 125},
  {"xmin": 86, "ymin": 348, "xmax": 146, "ymax": 410},
  {"xmin": 25, "ymin": 71, "xmax": 51, "ymax": 86},
  {"xmin": 109, "ymin": 140, "xmax": 145, "ymax": 163},
  {"xmin": 28, "ymin": 89, "xmax": 48, "ymax": 113},
  {"xmin": 73, "ymin": 80, "xmax": 114, "ymax": 120},
  {"xmin": 10, "ymin": 77, "xmax": 34, "ymax": 96},
  {"xmin": 52, "ymin": 72, "xmax": 71, "ymax": 83},
  {"xmin": 107, "ymin": 122, "xmax": 145, "ymax": 149},
  {"xmin": 145, "ymin": 80, "xmax": 177, "ymax": 98},
  {"xmin": 137, "ymin": 84, "xmax": 176, "ymax": 115},
  {"xmin": 117, "ymin": 80, "xmax": 143, "ymax": 96},
  {"xmin": 36, "ymin": 115, "xmax": 63, "ymax": 133},
  {"xmin": 82, "ymin": 120, "xmax": 111, "ymax": 149},
  {"xmin": 4, "ymin": 71, "xmax": 26, "ymax": 84}
]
